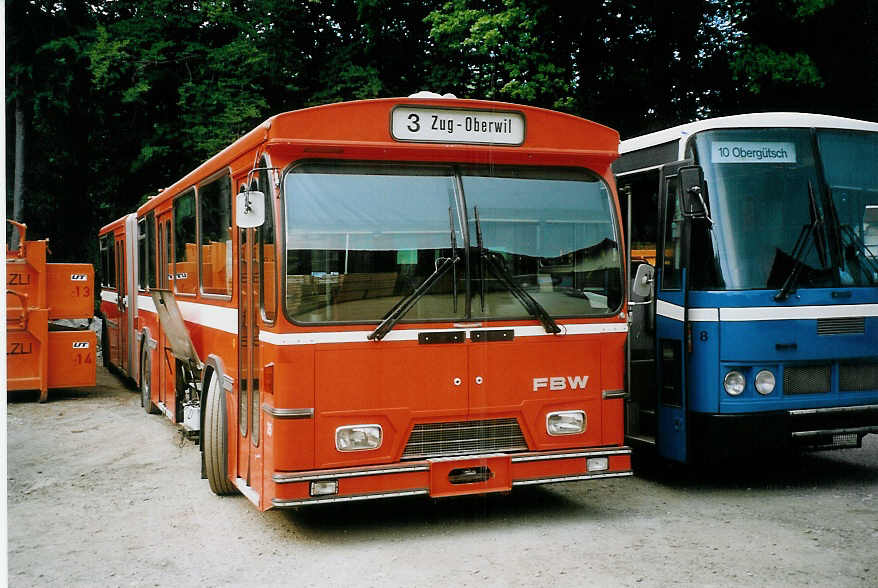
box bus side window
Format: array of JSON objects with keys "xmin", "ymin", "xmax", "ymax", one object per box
[
  {"xmin": 137, "ymin": 218, "xmax": 147, "ymax": 290},
  {"xmin": 257, "ymin": 161, "xmax": 277, "ymax": 323},
  {"xmin": 173, "ymin": 190, "xmax": 198, "ymax": 295},
  {"xmin": 662, "ymin": 175, "xmax": 683, "ymax": 290},
  {"xmin": 199, "ymin": 173, "xmax": 233, "ymax": 297},
  {"xmin": 620, "ymin": 169, "xmax": 660, "ymax": 268},
  {"xmin": 147, "ymin": 212, "xmax": 157, "ymax": 289},
  {"xmin": 99, "ymin": 235, "xmax": 114, "ymax": 288},
  {"xmin": 105, "ymin": 235, "xmax": 116, "ymax": 288}
]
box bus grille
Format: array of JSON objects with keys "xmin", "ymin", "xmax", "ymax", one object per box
[
  {"xmin": 840, "ymin": 362, "xmax": 878, "ymax": 392},
  {"xmin": 817, "ymin": 317, "xmax": 865, "ymax": 335},
  {"xmin": 401, "ymin": 418, "xmax": 528, "ymax": 460},
  {"xmin": 783, "ymin": 365, "xmax": 831, "ymax": 395}
]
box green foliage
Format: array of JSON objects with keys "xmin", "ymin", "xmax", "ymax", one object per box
[
  {"xmin": 4, "ymin": 0, "xmax": 876, "ymax": 272},
  {"xmin": 732, "ymin": 45, "xmax": 824, "ymax": 94},
  {"xmin": 425, "ymin": 0, "xmax": 573, "ymax": 107}
]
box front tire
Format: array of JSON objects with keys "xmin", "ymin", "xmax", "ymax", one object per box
[
  {"xmin": 141, "ymin": 344, "xmax": 159, "ymax": 414},
  {"xmin": 204, "ymin": 370, "xmax": 236, "ymax": 496}
]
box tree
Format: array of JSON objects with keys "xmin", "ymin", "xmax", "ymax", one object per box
[{"xmin": 726, "ymin": 0, "xmax": 878, "ymax": 121}]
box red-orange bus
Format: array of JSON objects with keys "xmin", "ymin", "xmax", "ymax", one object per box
[{"xmin": 99, "ymin": 95, "xmax": 632, "ymax": 509}]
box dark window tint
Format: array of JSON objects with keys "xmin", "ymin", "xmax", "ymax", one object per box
[
  {"xmin": 137, "ymin": 219, "xmax": 147, "ymax": 290},
  {"xmin": 662, "ymin": 176, "xmax": 682, "ymax": 290},
  {"xmin": 147, "ymin": 212, "xmax": 157, "ymax": 288},
  {"xmin": 173, "ymin": 191, "xmax": 197, "ymax": 294},
  {"xmin": 199, "ymin": 175, "xmax": 232, "ymax": 296},
  {"xmin": 258, "ymin": 162, "xmax": 276, "ymax": 322}
]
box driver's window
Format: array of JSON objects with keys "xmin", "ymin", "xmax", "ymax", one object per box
[{"xmin": 662, "ymin": 176, "xmax": 683, "ymax": 291}]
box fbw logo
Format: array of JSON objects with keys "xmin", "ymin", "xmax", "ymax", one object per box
[{"xmin": 532, "ymin": 376, "xmax": 589, "ymax": 392}]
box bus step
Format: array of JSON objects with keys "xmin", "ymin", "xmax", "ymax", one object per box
[{"xmin": 626, "ymin": 434, "xmax": 656, "ymax": 446}]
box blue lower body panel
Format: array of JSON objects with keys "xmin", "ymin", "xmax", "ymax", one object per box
[{"xmin": 688, "ymin": 403, "xmax": 878, "ymax": 462}]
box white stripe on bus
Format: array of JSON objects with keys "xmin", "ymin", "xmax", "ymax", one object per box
[
  {"xmin": 132, "ymin": 296, "xmax": 629, "ymax": 342},
  {"xmin": 136, "ymin": 296, "xmax": 238, "ymax": 335},
  {"xmin": 259, "ymin": 323, "xmax": 628, "ymax": 346},
  {"xmin": 655, "ymin": 301, "xmax": 878, "ymax": 322}
]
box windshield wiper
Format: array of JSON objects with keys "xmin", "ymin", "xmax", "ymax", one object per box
[
  {"xmin": 775, "ymin": 181, "xmax": 826, "ymax": 301},
  {"xmin": 368, "ymin": 255, "xmax": 460, "ymax": 341},
  {"xmin": 823, "ymin": 187, "xmax": 878, "ymax": 284},
  {"xmin": 475, "ymin": 206, "xmax": 486, "ymax": 312},
  {"xmin": 449, "ymin": 206, "xmax": 459, "ymax": 313},
  {"xmin": 473, "ymin": 207, "xmax": 561, "ymax": 334}
]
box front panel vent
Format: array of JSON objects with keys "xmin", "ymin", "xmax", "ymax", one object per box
[
  {"xmin": 840, "ymin": 362, "xmax": 878, "ymax": 392},
  {"xmin": 783, "ymin": 365, "xmax": 831, "ymax": 395},
  {"xmin": 817, "ymin": 317, "xmax": 865, "ymax": 335},
  {"xmin": 402, "ymin": 418, "xmax": 527, "ymax": 460}
]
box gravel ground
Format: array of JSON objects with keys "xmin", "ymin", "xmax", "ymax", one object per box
[{"xmin": 7, "ymin": 367, "xmax": 878, "ymax": 587}]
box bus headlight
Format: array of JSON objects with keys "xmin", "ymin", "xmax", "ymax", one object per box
[
  {"xmin": 547, "ymin": 410, "xmax": 586, "ymax": 435},
  {"xmin": 754, "ymin": 370, "xmax": 776, "ymax": 395},
  {"xmin": 336, "ymin": 424, "xmax": 382, "ymax": 451},
  {"xmin": 723, "ymin": 371, "xmax": 746, "ymax": 396}
]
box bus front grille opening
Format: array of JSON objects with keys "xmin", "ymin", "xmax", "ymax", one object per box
[
  {"xmin": 402, "ymin": 418, "xmax": 528, "ymax": 460},
  {"xmin": 839, "ymin": 362, "xmax": 878, "ymax": 392},
  {"xmin": 783, "ymin": 365, "xmax": 831, "ymax": 395}
]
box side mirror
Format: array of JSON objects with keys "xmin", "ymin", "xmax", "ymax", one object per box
[
  {"xmin": 236, "ymin": 191, "xmax": 265, "ymax": 228},
  {"xmin": 679, "ymin": 166, "xmax": 704, "ymax": 216},
  {"xmin": 632, "ymin": 263, "xmax": 655, "ymax": 300}
]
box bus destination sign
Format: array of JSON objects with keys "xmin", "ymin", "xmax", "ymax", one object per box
[
  {"xmin": 391, "ymin": 106, "xmax": 525, "ymax": 145},
  {"xmin": 711, "ymin": 141, "xmax": 797, "ymax": 164}
]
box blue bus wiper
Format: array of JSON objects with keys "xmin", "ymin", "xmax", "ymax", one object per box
[
  {"xmin": 775, "ymin": 181, "xmax": 825, "ymax": 301},
  {"xmin": 473, "ymin": 207, "xmax": 560, "ymax": 334}
]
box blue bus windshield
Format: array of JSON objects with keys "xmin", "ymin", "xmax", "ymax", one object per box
[{"xmin": 691, "ymin": 128, "xmax": 878, "ymax": 290}]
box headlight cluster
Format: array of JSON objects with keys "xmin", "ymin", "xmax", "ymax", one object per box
[
  {"xmin": 723, "ymin": 369, "xmax": 776, "ymax": 396},
  {"xmin": 723, "ymin": 370, "xmax": 746, "ymax": 396},
  {"xmin": 754, "ymin": 370, "xmax": 776, "ymax": 395},
  {"xmin": 335, "ymin": 424, "xmax": 382, "ymax": 451},
  {"xmin": 546, "ymin": 410, "xmax": 586, "ymax": 436}
]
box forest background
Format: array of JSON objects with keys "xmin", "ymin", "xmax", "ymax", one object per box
[{"xmin": 5, "ymin": 0, "xmax": 878, "ymax": 269}]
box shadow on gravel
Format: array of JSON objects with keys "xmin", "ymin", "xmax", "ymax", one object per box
[
  {"xmin": 282, "ymin": 484, "xmax": 611, "ymax": 541},
  {"xmin": 631, "ymin": 443, "xmax": 878, "ymax": 492},
  {"xmin": 6, "ymin": 367, "xmax": 134, "ymax": 404}
]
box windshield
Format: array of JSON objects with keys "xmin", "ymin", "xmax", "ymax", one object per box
[
  {"xmin": 816, "ymin": 129, "xmax": 878, "ymax": 285},
  {"xmin": 461, "ymin": 166, "xmax": 622, "ymax": 318},
  {"xmin": 283, "ymin": 163, "xmax": 622, "ymax": 323},
  {"xmin": 692, "ymin": 127, "xmax": 878, "ymax": 290},
  {"xmin": 284, "ymin": 164, "xmax": 464, "ymax": 323}
]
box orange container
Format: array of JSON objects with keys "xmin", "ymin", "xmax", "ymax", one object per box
[
  {"xmin": 47, "ymin": 330, "xmax": 97, "ymax": 389},
  {"xmin": 47, "ymin": 264, "xmax": 94, "ymax": 319},
  {"xmin": 6, "ymin": 220, "xmax": 96, "ymax": 401}
]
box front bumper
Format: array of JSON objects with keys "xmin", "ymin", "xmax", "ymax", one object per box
[
  {"xmin": 270, "ymin": 446, "xmax": 632, "ymax": 508},
  {"xmin": 689, "ymin": 404, "xmax": 878, "ymax": 461}
]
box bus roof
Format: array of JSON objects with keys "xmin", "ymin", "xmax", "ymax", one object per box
[
  {"xmin": 99, "ymin": 213, "xmax": 135, "ymax": 236},
  {"xmin": 620, "ymin": 112, "xmax": 878, "ymax": 154},
  {"xmin": 137, "ymin": 97, "xmax": 618, "ymax": 217}
]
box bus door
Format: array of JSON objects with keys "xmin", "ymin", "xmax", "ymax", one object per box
[
  {"xmin": 237, "ymin": 226, "xmax": 259, "ymax": 489},
  {"xmin": 157, "ymin": 211, "xmax": 175, "ymax": 414},
  {"xmin": 655, "ymin": 162, "xmax": 692, "ymax": 463},
  {"xmin": 114, "ymin": 231, "xmax": 129, "ymax": 374}
]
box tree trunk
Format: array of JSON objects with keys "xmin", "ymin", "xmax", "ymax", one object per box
[{"xmin": 11, "ymin": 94, "xmax": 26, "ymax": 248}]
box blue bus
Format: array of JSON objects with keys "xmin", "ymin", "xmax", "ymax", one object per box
[{"xmin": 615, "ymin": 113, "xmax": 878, "ymax": 463}]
